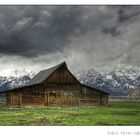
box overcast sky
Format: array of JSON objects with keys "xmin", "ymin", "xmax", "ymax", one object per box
[{"xmin": 0, "ymin": 5, "xmax": 140, "ymax": 75}]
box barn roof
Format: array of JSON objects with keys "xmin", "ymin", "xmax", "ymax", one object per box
[
  {"xmin": 26, "ymin": 61, "xmax": 67, "ymax": 86},
  {"xmin": 81, "ymin": 84, "xmax": 109, "ymax": 95}
]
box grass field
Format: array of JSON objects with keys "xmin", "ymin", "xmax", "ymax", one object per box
[{"xmin": 0, "ymin": 101, "xmax": 139, "ymax": 126}]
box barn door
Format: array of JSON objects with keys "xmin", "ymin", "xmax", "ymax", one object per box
[
  {"xmin": 48, "ymin": 90, "xmax": 57, "ymax": 105},
  {"xmin": 11, "ymin": 93, "xmax": 20, "ymax": 106}
]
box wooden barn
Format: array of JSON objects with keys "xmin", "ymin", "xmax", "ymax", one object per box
[{"xmin": 1, "ymin": 62, "xmax": 109, "ymax": 106}]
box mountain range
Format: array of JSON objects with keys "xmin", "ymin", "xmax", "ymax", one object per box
[
  {"xmin": 0, "ymin": 65, "xmax": 140, "ymax": 96},
  {"xmin": 0, "ymin": 70, "xmax": 35, "ymax": 92},
  {"xmin": 75, "ymin": 65, "xmax": 140, "ymax": 96}
]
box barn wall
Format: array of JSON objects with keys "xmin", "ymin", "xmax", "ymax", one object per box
[
  {"xmin": 80, "ymin": 86, "xmax": 100, "ymax": 106},
  {"xmin": 5, "ymin": 85, "xmax": 108, "ymax": 106},
  {"xmin": 5, "ymin": 86, "xmax": 80, "ymax": 106},
  {"xmin": 5, "ymin": 85, "xmax": 45, "ymax": 106},
  {"xmin": 21, "ymin": 85, "xmax": 45, "ymax": 105},
  {"xmin": 6, "ymin": 91, "xmax": 22, "ymax": 106},
  {"xmin": 79, "ymin": 86, "xmax": 108, "ymax": 106},
  {"xmin": 44, "ymin": 89, "xmax": 79, "ymax": 106},
  {"xmin": 5, "ymin": 86, "xmax": 108, "ymax": 106}
]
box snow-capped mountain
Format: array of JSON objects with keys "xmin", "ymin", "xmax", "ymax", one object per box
[
  {"xmin": 0, "ymin": 70, "xmax": 35, "ymax": 92},
  {"xmin": 0, "ymin": 66, "xmax": 140, "ymax": 96},
  {"xmin": 75, "ymin": 65, "xmax": 140, "ymax": 96}
]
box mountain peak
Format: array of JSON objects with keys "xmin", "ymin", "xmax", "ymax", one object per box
[{"xmin": 0, "ymin": 69, "xmax": 36, "ymax": 78}]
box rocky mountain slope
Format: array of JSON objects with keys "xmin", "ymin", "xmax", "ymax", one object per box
[
  {"xmin": 75, "ymin": 65, "xmax": 140, "ymax": 96},
  {"xmin": 0, "ymin": 70, "xmax": 35, "ymax": 92}
]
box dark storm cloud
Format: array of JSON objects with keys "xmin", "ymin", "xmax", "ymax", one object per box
[
  {"xmin": 101, "ymin": 26, "xmax": 120, "ymax": 37},
  {"xmin": 0, "ymin": 6, "xmax": 92, "ymax": 57},
  {"xmin": 0, "ymin": 6, "xmax": 140, "ymax": 73},
  {"xmin": 118, "ymin": 6, "xmax": 140, "ymax": 23},
  {"xmin": 0, "ymin": 6, "xmax": 122, "ymax": 58}
]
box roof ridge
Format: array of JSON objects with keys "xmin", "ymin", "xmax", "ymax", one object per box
[{"xmin": 41, "ymin": 61, "xmax": 66, "ymax": 71}]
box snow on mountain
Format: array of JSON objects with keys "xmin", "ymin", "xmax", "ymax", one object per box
[
  {"xmin": 75, "ymin": 65, "xmax": 140, "ymax": 96},
  {"xmin": 0, "ymin": 70, "xmax": 36, "ymax": 92}
]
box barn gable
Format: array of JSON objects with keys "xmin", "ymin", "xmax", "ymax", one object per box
[
  {"xmin": 26, "ymin": 62, "xmax": 73, "ymax": 86},
  {"xmin": 46, "ymin": 64, "xmax": 79, "ymax": 84}
]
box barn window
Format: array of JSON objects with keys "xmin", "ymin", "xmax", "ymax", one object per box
[
  {"xmin": 49, "ymin": 90, "xmax": 56, "ymax": 97},
  {"xmin": 64, "ymin": 90, "xmax": 74, "ymax": 96}
]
